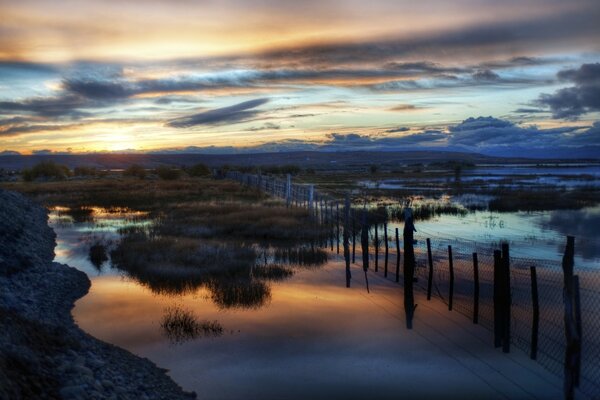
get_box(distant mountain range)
[0,150,598,171]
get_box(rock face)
[0,190,55,274]
[0,189,196,400]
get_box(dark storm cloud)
[535,63,600,119]
[167,98,269,128]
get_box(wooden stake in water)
[343,193,352,288]
[361,207,370,293]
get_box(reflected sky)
[49,205,573,398]
[73,263,552,399]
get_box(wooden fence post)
[374,224,379,272]
[384,222,389,278]
[403,209,416,329]
[493,249,502,348]
[343,194,352,288]
[448,245,454,311]
[562,236,580,400]
[530,266,539,360]
[501,243,511,353]
[473,252,479,324]
[286,174,291,208]
[361,208,370,293]
[330,202,334,251]
[308,185,314,215]
[395,228,400,283]
[426,238,433,300]
[336,202,340,254]
[352,212,356,263]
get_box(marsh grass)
[160,306,223,344]
[206,278,271,309]
[272,246,328,267]
[252,264,294,280]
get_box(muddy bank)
[0,189,196,400]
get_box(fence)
[225,171,599,400]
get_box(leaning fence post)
[426,238,433,300]
[448,245,454,311]
[473,252,479,324]
[395,228,400,283]
[384,222,389,278]
[343,193,352,288]
[501,243,511,354]
[530,266,539,360]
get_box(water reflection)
[540,207,600,259]
[160,306,223,344]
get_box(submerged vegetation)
[160,307,223,344]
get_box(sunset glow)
[1,0,599,157]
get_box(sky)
[0,0,599,157]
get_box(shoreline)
[0,189,196,399]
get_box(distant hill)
[0,151,597,171]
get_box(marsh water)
[49,170,600,399]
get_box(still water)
[49,205,595,399]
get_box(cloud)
[0,150,21,156]
[0,95,93,118]
[535,63,600,119]
[472,69,500,81]
[388,104,422,112]
[248,122,281,131]
[167,98,269,128]
[383,127,410,133]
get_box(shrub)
[187,163,211,177]
[21,161,70,182]
[155,165,183,180]
[123,164,147,179]
[73,166,99,176]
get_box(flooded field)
[49,206,565,399]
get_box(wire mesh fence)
[226,170,600,400]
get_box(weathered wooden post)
[352,212,356,263]
[424,239,432,300]
[493,249,502,348]
[448,245,454,311]
[361,208,370,293]
[374,223,379,272]
[286,174,292,208]
[530,266,539,360]
[395,228,400,283]
[403,205,416,329]
[501,243,511,353]
[343,193,352,288]
[330,202,334,251]
[562,236,581,400]
[473,252,480,324]
[336,202,340,254]
[308,185,314,215]
[384,222,389,278]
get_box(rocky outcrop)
[0,189,196,399]
[0,190,55,274]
